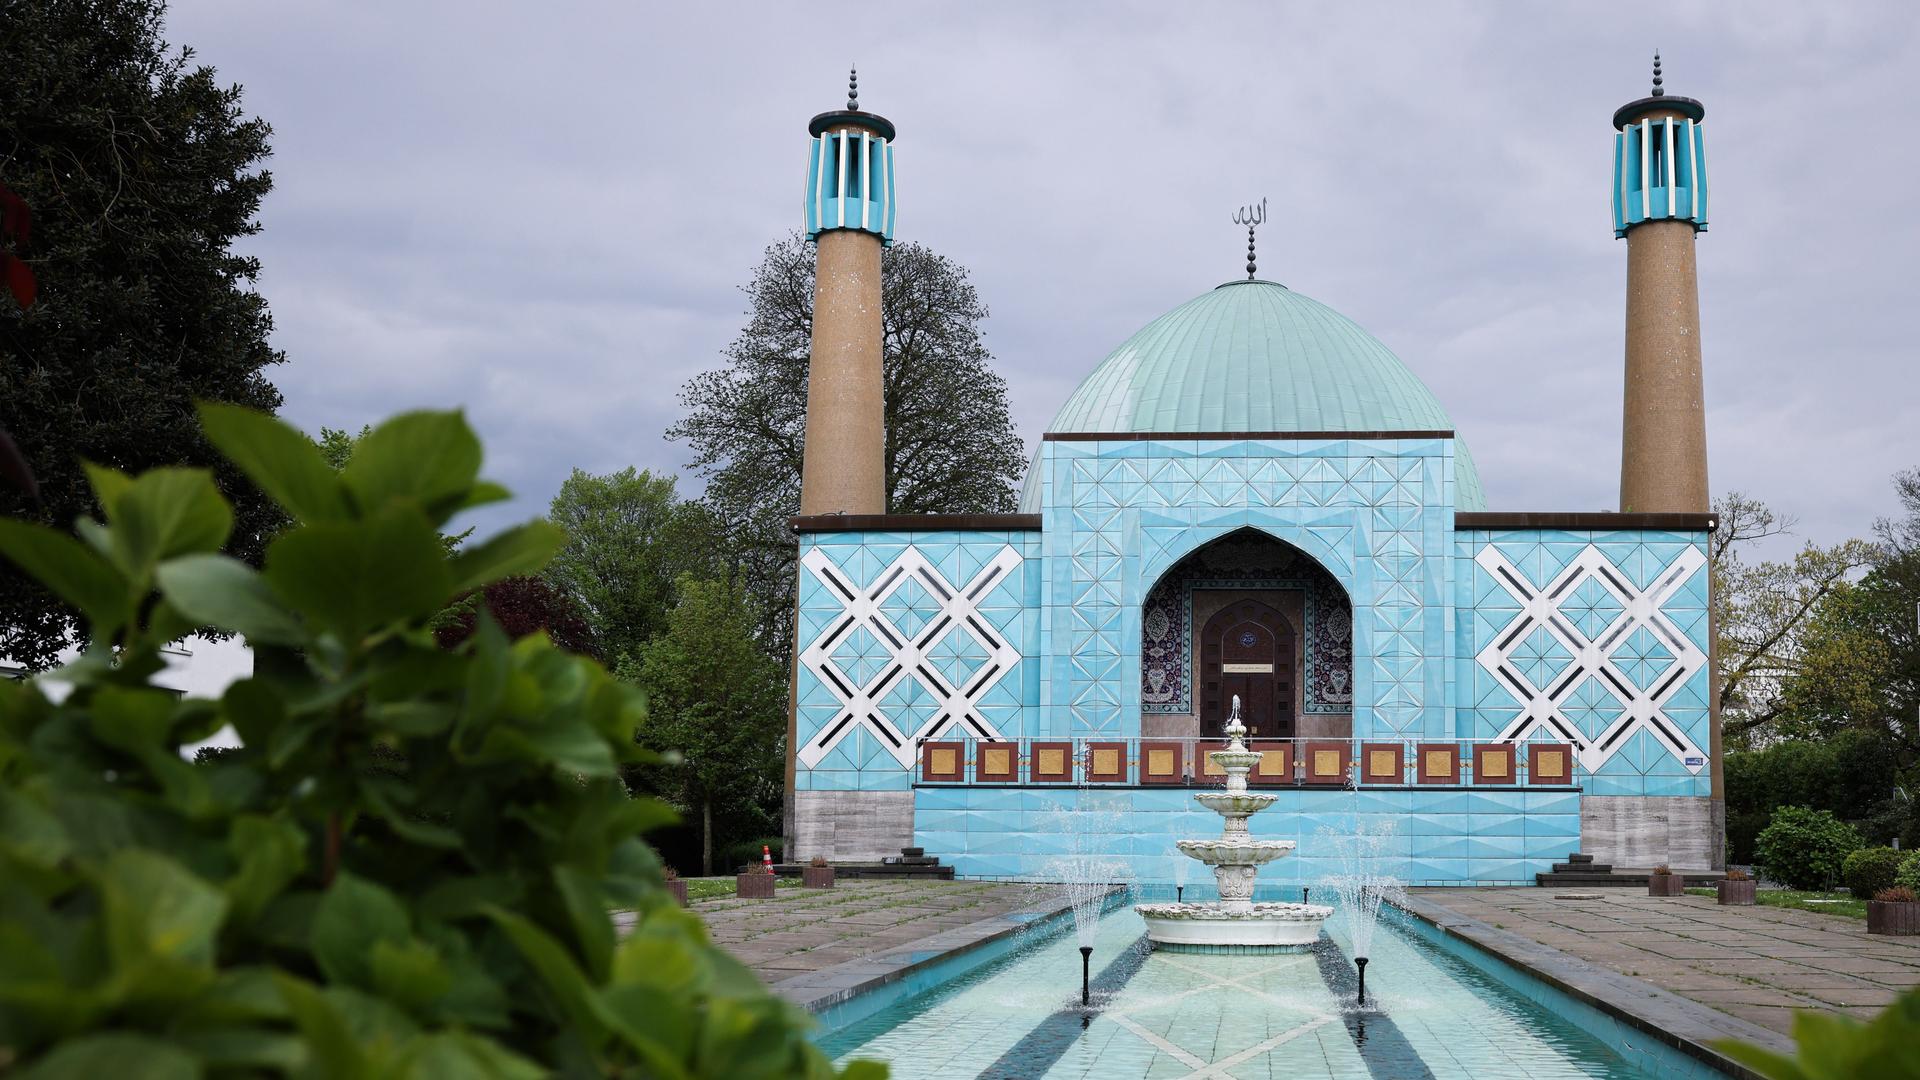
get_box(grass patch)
[683,876,800,902]
[1683,887,1866,919]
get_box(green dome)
[1042,279,1485,509]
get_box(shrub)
[810,856,830,868]
[1897,852,1920,891]
[1875,886,1917,904]
[1651,864,1673,876]
[1754,806,1864,890]
[1725,868,1751,881]
[0,406,872,1078]
[722,835,785,872]
[1843,847,1906,899]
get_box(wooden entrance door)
[1199,599,1295,739]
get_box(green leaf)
[366,701,456,738]
[0,787,73,868]
[96,849,229,968]
[83,461,133,514]
[224,815,308,923]
[264,509,453,641]
[310,873,412,989]
[100,466,234,576]
[197,402,352,522]
[157,554,309,646]
[554,866,615,983]
[16,1033,200,1080]
[272,975,370,1078]
[449,520,566,593]
[0,519,128,629]
[609,919,708,1000]
[340,410,483,519]
[393,1032,545,1080]
[370,937,452,1012]
[88,685,178,756]
[457,480,514,511]
[173,1027,305,1073]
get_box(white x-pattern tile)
[798,545,1022,768]
[1474,543,1708,774]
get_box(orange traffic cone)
[762,845,773,873]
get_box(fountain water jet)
[1135,697,1333,951]
[1320,816,1406,1009]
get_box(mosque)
[783,63,1719,884]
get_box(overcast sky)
[165,1,1917,553]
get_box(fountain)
[1319,816,1407,1008]
[1135,697,1333,951]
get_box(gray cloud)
[167,0,1918,552]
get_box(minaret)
[788,71,898,860]
[799,67,895,516]
[1614,53,1710,513]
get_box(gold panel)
[1537,749,1565,779]
[1147,748,1175,776]
[930,748,957,774]
[1202,753,1226,776]
[1424,750,1453,777]
[1092,748,1121,776]
[984,747,1013,775]
[1038,748,1065,776]
[1259,749,1287,774]
[1482,749,1510,778]
[1368,750,1396,778]
[1313,749,1340,776]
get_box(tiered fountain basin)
[1134,899,1333,952]
[1133,699,1332,953]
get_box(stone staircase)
[771,846,955,881]
[1534,852,1725,888]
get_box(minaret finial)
[1232,198,1267,281]
[1651,51,1664,97]
[848,65,859,111]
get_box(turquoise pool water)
[821,902,1710,1079]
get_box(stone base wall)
[793,790,914,862]
[1580,795,1716,869]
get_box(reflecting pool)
[822,902,1690,1079]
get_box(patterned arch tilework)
[1453,528,1713,797]
[1139,541,1353,714]
[1035,437,1457,742]
[794,530,1043,793]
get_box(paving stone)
[1414,886,1909,1040]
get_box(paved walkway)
[679,878,1053,986]
[1414,887,1920,1038]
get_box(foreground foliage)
[1717,984,1920,1080]
[0,405,874,1077]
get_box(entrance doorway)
[1199,599,1296,739]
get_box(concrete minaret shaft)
[1613,56,1710,513]
[799,70,897,516]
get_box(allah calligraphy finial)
[1233,198,1267,281]
[1651,51,1664,97]
[848,65,860,110]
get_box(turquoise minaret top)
[1611,53,1708,237]
[803,68,897,246]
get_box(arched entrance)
[1140,527,1353,741]
[1199,599,1295,738]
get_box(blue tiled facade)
[792,441,1712,882]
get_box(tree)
[1711,492,1877,747]
[1782,469,1920,768]
[435,574,598,658]
[669,234,1028,660]
[1,0,284,670]
[545,467,726,668]
[625,576,787,876]
[0,405,867,1076]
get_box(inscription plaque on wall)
[1220,663,1275,674]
